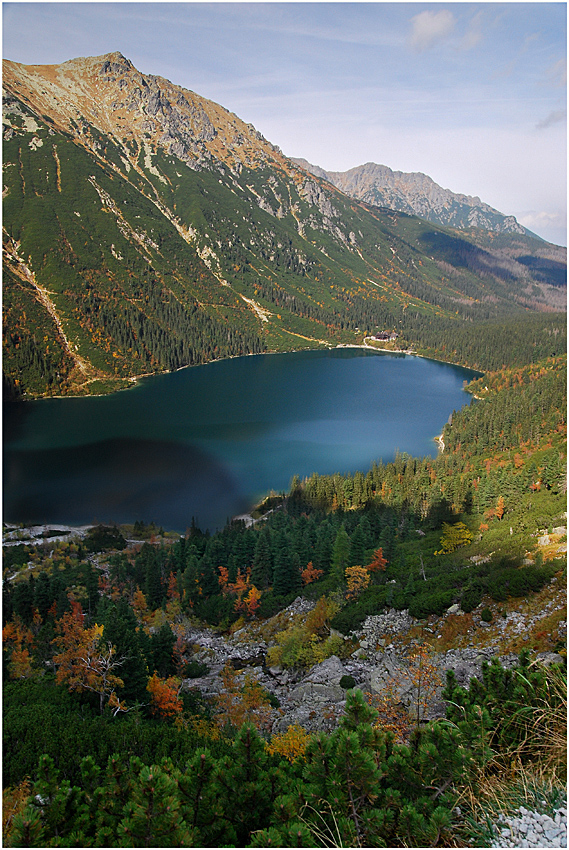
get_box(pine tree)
[251,530,273,589]
[215,723,286,846]
[117,762,195,847]
[176,749,232,847]
[331,524,350,582]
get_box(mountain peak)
[294,158,529,237]
[2,53,289,176]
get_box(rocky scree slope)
[180,564,566,735]
[3,53,565,398]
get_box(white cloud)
[409,9,456,53]
[517,210,566,229]
[517,210,567,245]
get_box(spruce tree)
[251,530,273,589]
[331,524,350,582]
[273,539,301,596]
[102,601,149,704]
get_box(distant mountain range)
[2,52,566,398]
[292,159,534,238]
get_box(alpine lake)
[3,348,480,533]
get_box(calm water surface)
[3,349,478,531]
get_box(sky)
[2,2,567,245]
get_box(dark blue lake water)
[3,348,478,531]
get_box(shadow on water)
[3,437,246,532]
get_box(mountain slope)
[2,53,566,398]
[293,158,533,237]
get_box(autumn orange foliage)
[132,587,151,624]
[366,643,442,742]
[166,571,180,600]
[241,585,262,617]
[300,561,324,585]
[218,566,262,617]
[2,617,36,679]
[52,599,126,713]
[146,673,183,719]
[366,547,388,572]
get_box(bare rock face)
[272,655,350,733]
[289,655,346,705]
[179,587,565,734]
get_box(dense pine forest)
[3,343,566,846]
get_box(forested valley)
[3,346,566,847]
[2,51,567,848]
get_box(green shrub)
[480,607,493,622]
[340,674,356,690]
[408,590,453,619]
[330,585,388,635]
[461,587,483,613]
[488,565,554,601]
[183,659,210,679]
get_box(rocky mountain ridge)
[3,53,283,174]
[293,158,533,237]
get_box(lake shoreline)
[15,341,483,403]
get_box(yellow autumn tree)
[266,596,342,669]
[434,521,473,555]
[495,495,505,520]
[132,587,151,626]
[266,725,311,763]
[242,585,262,618]
[215,664,273,732]
[345,565,370,600]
